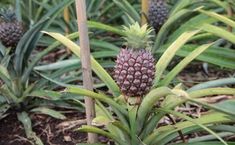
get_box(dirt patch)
[178,63,234,88]
[0,113,30,145]
[0,111,88,145]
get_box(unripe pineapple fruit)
[114,23,155,99]
[0,8,24,48]
[148,0,168,32]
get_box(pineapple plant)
[0,8,24,48]
[114,23,155,102]
[148,0,168,32]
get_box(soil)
[178,62,235,88]
[0,111,88,145]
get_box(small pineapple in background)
[114,22,155,103]
[0,8,24,48]
[148,0,168,32]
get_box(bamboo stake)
[64,6,70,35]
[63,6,71,53]
[227,3,233,32]
[141,0,149,25]
[75,0,98,143]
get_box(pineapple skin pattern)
[0,8,24,48]
[114,23,155,98]
[148,0,168,32]
[0,21,24,47]
[114,49,155,97]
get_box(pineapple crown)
[123,22,153,50]
[0,7,17,22]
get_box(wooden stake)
[75,0,98,143]
[141,0,149,25]
[227,3,233,32]
[64,6,70,35]
[63,6,71,53]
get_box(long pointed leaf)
[67,86,127,116]
[188,78,235,92]
[88,21,124,36]
[137,87,172,131]
[42,32,120,97]
[159,42,214,86]
[31,107,66,120]
[153,9,193,51]
[17,112,43,145]
[78,125,127,145]
[144,112,231,145]
[200,24,235,44]
[154,30,199,86]
[154,109,228,145]
[198,9,235,28]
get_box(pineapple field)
[0,0,235,145]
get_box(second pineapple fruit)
[148,0,168,32]
[0,8,24,48]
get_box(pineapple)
[148,0,168,32]
[0,8,24,48]
[114,23,155,102]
